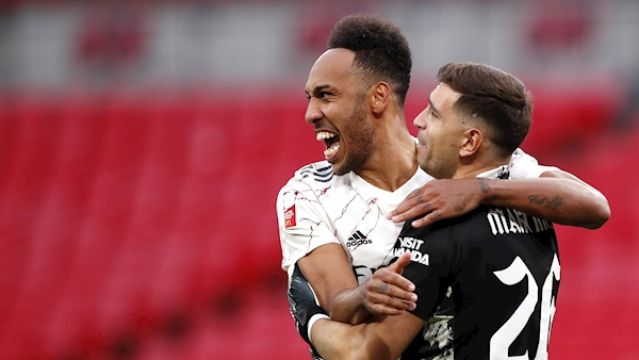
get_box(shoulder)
[276,161,338,203]
[276,161,352,213]
[277,161,335,194]
[509,148,560,179]
[403,206,490,241]
[294,161,335,184]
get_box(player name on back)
[487,207,552,235]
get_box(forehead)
[430,83,461,111]
[305,48,358,91]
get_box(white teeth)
[324,143,340,159]
[316,131,336,141]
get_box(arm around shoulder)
[481,170,610,229]
[540,169,610,228]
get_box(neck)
[451,151,511,179]
[355,116,418,191]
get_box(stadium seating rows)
[0,87,636,359]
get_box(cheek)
[425,128,440,151]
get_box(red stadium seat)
[522,80,624,156]
[0,88,635,360]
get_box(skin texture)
[390,173,610,229]
[304,48,419,190]
[305,49,374,176]
[311,252,424,360]
[389,83,610,229]
[310,83,494,360]
[296,56,610,326]
[299,47,420,322]
[308,80,609,359]
[415,83,468,180]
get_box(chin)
[331,156,354,176]
[332,164,349,176]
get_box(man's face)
[413,83,467,179]
[304,49,374,175]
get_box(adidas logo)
[346,230,372,247]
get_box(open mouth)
[316,131,341,161]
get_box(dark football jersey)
[395,205,560,360]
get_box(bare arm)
[311,313,423,360]
[297,244,368,323]
[390,170,610,229]
[309,252,422,360]
[483,169,610,229]
[297,244,417,324]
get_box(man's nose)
[413,110,427,130]
[305,99,322,125]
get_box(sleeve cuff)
[307,313,330,344]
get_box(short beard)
[333,95,374,176]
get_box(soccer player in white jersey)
[277,15,609,358]
[294,61,576,360]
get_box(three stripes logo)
[346,230,372,248]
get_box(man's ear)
[459,128,483,157]
[370,82,391,116]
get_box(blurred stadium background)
[0,0,638,359]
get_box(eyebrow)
[428,97,441,116]
[306,84,331,97]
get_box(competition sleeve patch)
[281,190,299,228]
[284,204,296,228]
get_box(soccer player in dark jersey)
[291,62,570,359]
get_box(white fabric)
[276,148,553,284]
[509,149,559,179]
[307,314,330,344]
[277,160,431,283]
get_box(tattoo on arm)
[478,178,491,194]
[528,195,563,209]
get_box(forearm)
[311,310,421,360]
[312,319,367,360]
[329,288,370,324]
[481,177,610,229]
[311,319,393,360]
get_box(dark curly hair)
[437,62,532,156]
[328,14,412,106]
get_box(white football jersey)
[276,148,556,285]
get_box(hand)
[359,251,417,316]
[288,264,328,345]
[390,178,489,228]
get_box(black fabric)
[287,263,327,357]
[397,205,560,359]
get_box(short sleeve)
[509,148,559,179]
[396,226,456,320]
[276,180,340,277]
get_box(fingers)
[371,267,416,295]
[389,191,431,222]
[361,261,418,316]
[379,261,415,293]
[363,278,418,315]
[388,251,412,275]
[390,202,434,223]
[410,210,444,228]
[365,294,416,315]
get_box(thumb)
[388,251,412,275]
